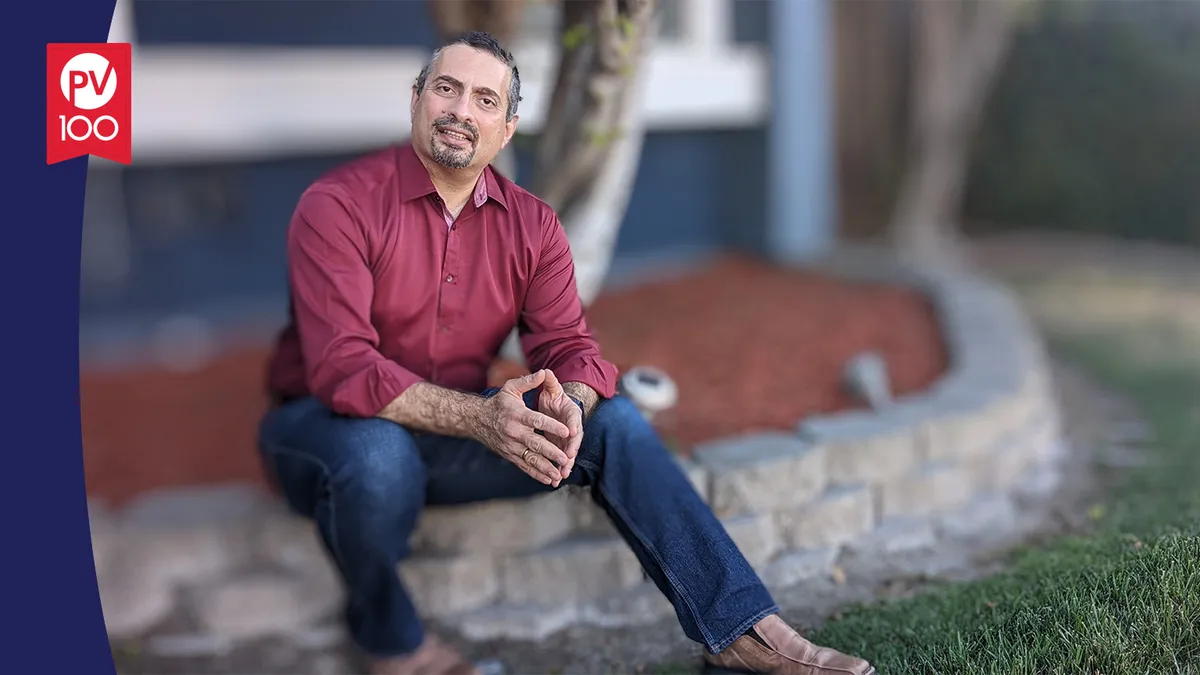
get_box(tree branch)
[533,0,599,190]
[531,0,656,213]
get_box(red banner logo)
[47,42,132,165]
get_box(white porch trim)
[104,0,768,166]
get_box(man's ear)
[410,85,420,117]
[501,115,519,149]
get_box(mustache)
[434,117,477,142]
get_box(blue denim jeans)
[257,388,778,658]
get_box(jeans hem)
[708,604,780,654]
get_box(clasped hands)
[474,369,583,487]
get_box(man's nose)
[446,94,473,126]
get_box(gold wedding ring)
[522,448,534,465]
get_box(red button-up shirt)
[265,143,620,418]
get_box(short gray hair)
[414,31,523,122]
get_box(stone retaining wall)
[91,259,1067,652]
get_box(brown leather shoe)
[703,614,874,675]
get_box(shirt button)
[445,274,454,283]
[441,326,451,333]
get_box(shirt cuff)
[325,359,425,418]
[551,355,620,399]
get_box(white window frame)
[106,0,767,165]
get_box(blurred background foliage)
[962,0,1200,246]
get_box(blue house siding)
[130,0,768,48]
[80,129,768,346]
[131,0,442,48]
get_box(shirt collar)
[395,142,509,211]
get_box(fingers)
[511,436,566,486]
[561,408,584,476]
[541,368,564,397]
[521,432,571,472]
[517,449,561,486]
[539,404,582,478]
[504,369,547,395]
[494,369,579,484]
[519,408,571,439]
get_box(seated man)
[257,30,874,675]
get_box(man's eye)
[481,98,495,108]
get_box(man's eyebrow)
[433,74,500,101]
[473,85,501,101]
[433,74,464,90]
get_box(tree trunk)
[497,0,658,364]
[889,0,1021,265]
[427,0,528,180]
[532,0,656,305]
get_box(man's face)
[411,44,517,172]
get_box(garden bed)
[491,253,952,454]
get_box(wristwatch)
[567,394,586,418]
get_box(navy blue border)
[5,1,117,672]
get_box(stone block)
[98,565,175,641]
[499,535,643,606]
[938,278,1016,330]
[975,423,1050,493]
[774,484,875,550]
[878,461,977,519]
[255,512,339,576]
[799,412,918,487]
[565,487,616,537]
[145,633,235,659]
[398,554,500,618]
[193,571,341,641]
[956,343,1025,395]
[579,582,675,628]
[936,494,1019,542]
[1026,412,1067,463]
[761,548,838,589]
[284,623,349,650]
[455,602,580,642]
[1013,461,1065,505]
[693,432,827,518]
[917,395,1012,464]
[115,521,252,591]
[721,513,782,569]
[89,507,121,583]
[844,517,937,556]
[675,454,711,502]
[411,492,574,556]
[120,484,282,528]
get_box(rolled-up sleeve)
[287,187,425,417]
[519,209,620,398]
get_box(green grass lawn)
[797,326,1200,675]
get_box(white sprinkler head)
[621,365,678,421]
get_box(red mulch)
[81,346,274,507]
[490,253,950,456]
